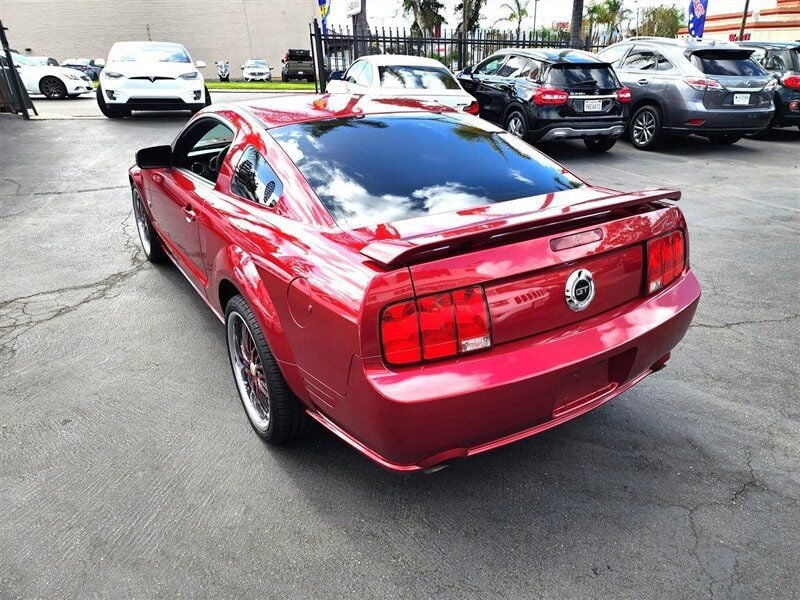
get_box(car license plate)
[584,99,603,112]
[733,93,750,106]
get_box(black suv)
[457,48,630,152]
[739,41,800,130]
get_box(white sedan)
[326,55,479,114]
[242,60,273,82]
[3,53,93,99]
[97,41,209,118]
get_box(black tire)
[97,86,130,118]
[131,184,167,263]
[504,108,529,140]
[39,76,67,99]
[225,295,314,444]
[204,86,211,107]
[584,137,617,152]
[708,133,742,145]
[629,104,662,150]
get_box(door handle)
[183,204,196,223]
[637,78,650,85]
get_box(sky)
[325,0,779,31]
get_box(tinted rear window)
[690,51,766,76]
[379,65,459,90]
[270,115,584,229]
[546,65,618,89]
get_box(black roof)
[492,47,606,64]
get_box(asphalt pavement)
[1,97,799,599]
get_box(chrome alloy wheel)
[131,187,152,257]
[506,114,525,138]
[632,110,657,146]
[41,77,65,98]
[227,312,271,432]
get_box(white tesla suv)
[97,41,209,118]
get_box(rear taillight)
[463,100,480,115]
[683,76,723,91]
[533,87,570,106]
[380,286,491,366]
[646,231,686,295]
[781,75,800,90]
[616,87,632,103]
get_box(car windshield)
[270,114,584,229]
[690,51,766,76]
[11,53,36,66]
[378,65,460,90]
[546,65,618,89]
[246,60,268,67]
[109,42,191,63]
[66,59,91,66]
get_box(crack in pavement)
[0,180,128,198]
[0,211,145,361]
[690,314,800,331]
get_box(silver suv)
[599,37,776,149]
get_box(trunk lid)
[544,63,625,118]
[689,49,773,109]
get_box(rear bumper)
[530,116,628,141]
[539,124,626,141]
[664,105,774,134]
[315,271,701,471]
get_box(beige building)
[0,0,320,78]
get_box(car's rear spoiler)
[360,188,680,268]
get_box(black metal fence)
[310,20,588,93]
[0,20,35,118]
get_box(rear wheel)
[40,76,67,99]
[708,133,742,145]
[584,137,617,152]
[629,105,662,150]
[131,184,166,263]
[225,295,313,443]
[504,108,528,139]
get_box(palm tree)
[584,1,606,47]
[569,0,585,48]
[493,0,530,38]
[455,0,487,33]
[601,0,631,39]
[402,0,445,37]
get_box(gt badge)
[565,269,595,312]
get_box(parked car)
[599,37,776,149]
[0,53,93,98]
[96,41,209,118]
[281,49,314,81]
[457,48,630,152]
[28,56,59,66]
[129,95,701,471]
[738,41,800,130]
[242,59,273,82]
[61,58,105,80]
[327,55,479,114]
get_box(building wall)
[0,0,319,78]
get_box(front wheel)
[708,134,742,145]
[225,295,314,443]
[97,86,130,118]
[584,137,617,152]
[504,108,529,139]
[629,105,662,150]
[40,76,67,99]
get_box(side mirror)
[94,58,105,67]
[461,66,473,76]
[195,60,207,69]
[281,58,286,64]
[136,145,172,169]
[269,66,274,70]
[240,65,245,69]
[328,70,344,81]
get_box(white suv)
[97,41,209,118]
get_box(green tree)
[455,0,488,32]
[638,5,683,37]
[493,0,530,37]
[600,0,631,37]
[584,1,607,46]
[402,0,445,36]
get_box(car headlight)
[103,71,124,79]
[179,71,200,80]
[64,73,81,80]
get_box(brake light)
[380,286,491,366]
[646,231,686,295]
[781,75,800,90]
[616,87,632,103]
[533,87,569,106]
[463,100,480,115]
[683,76,723,91]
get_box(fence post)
[311,19,326,93]
[0,20,31,119]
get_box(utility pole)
[738,0,750,41]
[462,0,468,34]
[532,0,539,34]
[634,0,639,36]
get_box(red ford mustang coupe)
[129,94,701,472]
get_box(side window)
[231,146,283,207]
[474,55,506,76]
[172,118,234,183]
[598,44,630,66]
[749,48,767,66]
[621,46,657,71]
[528,60,544,81]
[656,53,676,72]
[498,55,532,78]
[763,51,786,71]
[355,62,373,86]
[345,60,365,84]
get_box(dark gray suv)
[599,37,776,149]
